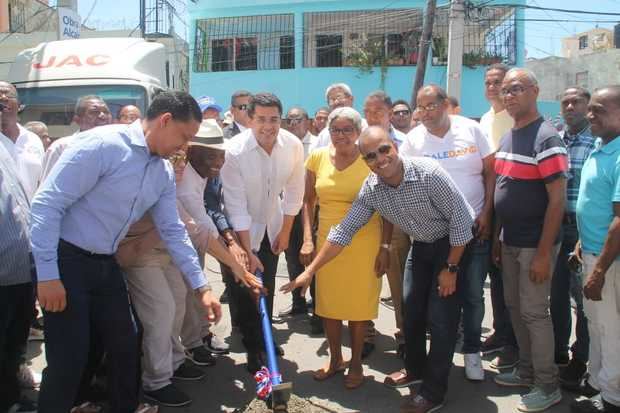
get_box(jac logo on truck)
[32,55,111,69]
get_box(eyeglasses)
[286,117,305,125]
[414,102,441,113]
[329,126,355,136]
[393,110,411,117]
[233,104,248,111]
[328,94,349,104]
[361,143,392,164]
[500,85,534,97]
[168,152,187,165]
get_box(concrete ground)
[28,255,581,413]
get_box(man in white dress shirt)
[39,95,111,181]
[0,81,44,200]
[221,93,305,333]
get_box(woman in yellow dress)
[299,107,388,389]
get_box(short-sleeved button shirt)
[576,136,620,255]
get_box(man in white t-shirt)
[400,84,495,382]
[0,81,44,200]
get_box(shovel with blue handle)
[253,269,292,412]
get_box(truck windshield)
[17,85,147,137]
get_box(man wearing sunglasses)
[282,126,475,413]
[493,68,568,413]
[223,90,252,140]
[400,84,495,383]
[391,100,414,135]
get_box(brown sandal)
[313,360,349,381]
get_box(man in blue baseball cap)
[197,96,223,124]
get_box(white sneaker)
[464,353,485,381]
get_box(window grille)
[578,35,588,50]
[432,5,517,66]
[303,9,424,68]
[8,0,26,33]
[194,14,295,72]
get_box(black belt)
[563,213,577,225]
[59,239,114,260]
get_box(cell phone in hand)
[567,252,583,274]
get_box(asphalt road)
[28,255,581,413]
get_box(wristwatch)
[445,263,459,273]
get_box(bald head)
[117,105,142,124]
[588,85,620,141]
[417,84,448,101]
[359,126,391,153]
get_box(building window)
[303,9,423,68]
[576,71,589,89]
[279,35,294,69]
[8,0,26,33]
[194,14,294,72]
[578,35,588,49]
[432,5,517,66]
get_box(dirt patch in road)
[240,394,336,413]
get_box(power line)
[497,3,620,16]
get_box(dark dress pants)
[284,212,307,308]
[38,241,138,413]
[403,237,469,404]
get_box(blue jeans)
[461,239,491,354]
[403,237,468,403]
[550,222,589,362]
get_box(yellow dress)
[306,148,382,321]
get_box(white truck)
[8,37,167,137]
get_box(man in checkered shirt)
[282,126,475,413]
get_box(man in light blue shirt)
[573,85,620,413]
[30,91,221,413]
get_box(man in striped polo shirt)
[493,68,569,413]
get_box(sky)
[61,0,620,59]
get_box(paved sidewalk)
[29,256,581,412]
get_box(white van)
[8,37,167,137]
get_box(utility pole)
[446,0,465,102]
[411,0,437,108]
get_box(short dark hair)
[448,96,459,108]
[486,63,510,75]
[364,90,392,108]
[247,92,282,117]
[315,107,330,115]
[563,86,591,101]
[287,106,309,119]
[231,90,252,106]
[392,99,411,111]
[146,90,202,122]
[74,95,106,117]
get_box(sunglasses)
[286,117,305,125]
[393,109,411,117]
[233,104,248,111]
[361,143,392,164]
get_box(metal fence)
[194,14,295,72]
[432,4,517,66]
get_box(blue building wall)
[189,0,526,118]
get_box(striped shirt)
[0,143,31,286]
[494,117,568,248]
[562,126,596,214]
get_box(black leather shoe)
[144,383,191,407]
[278,303,307,317]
